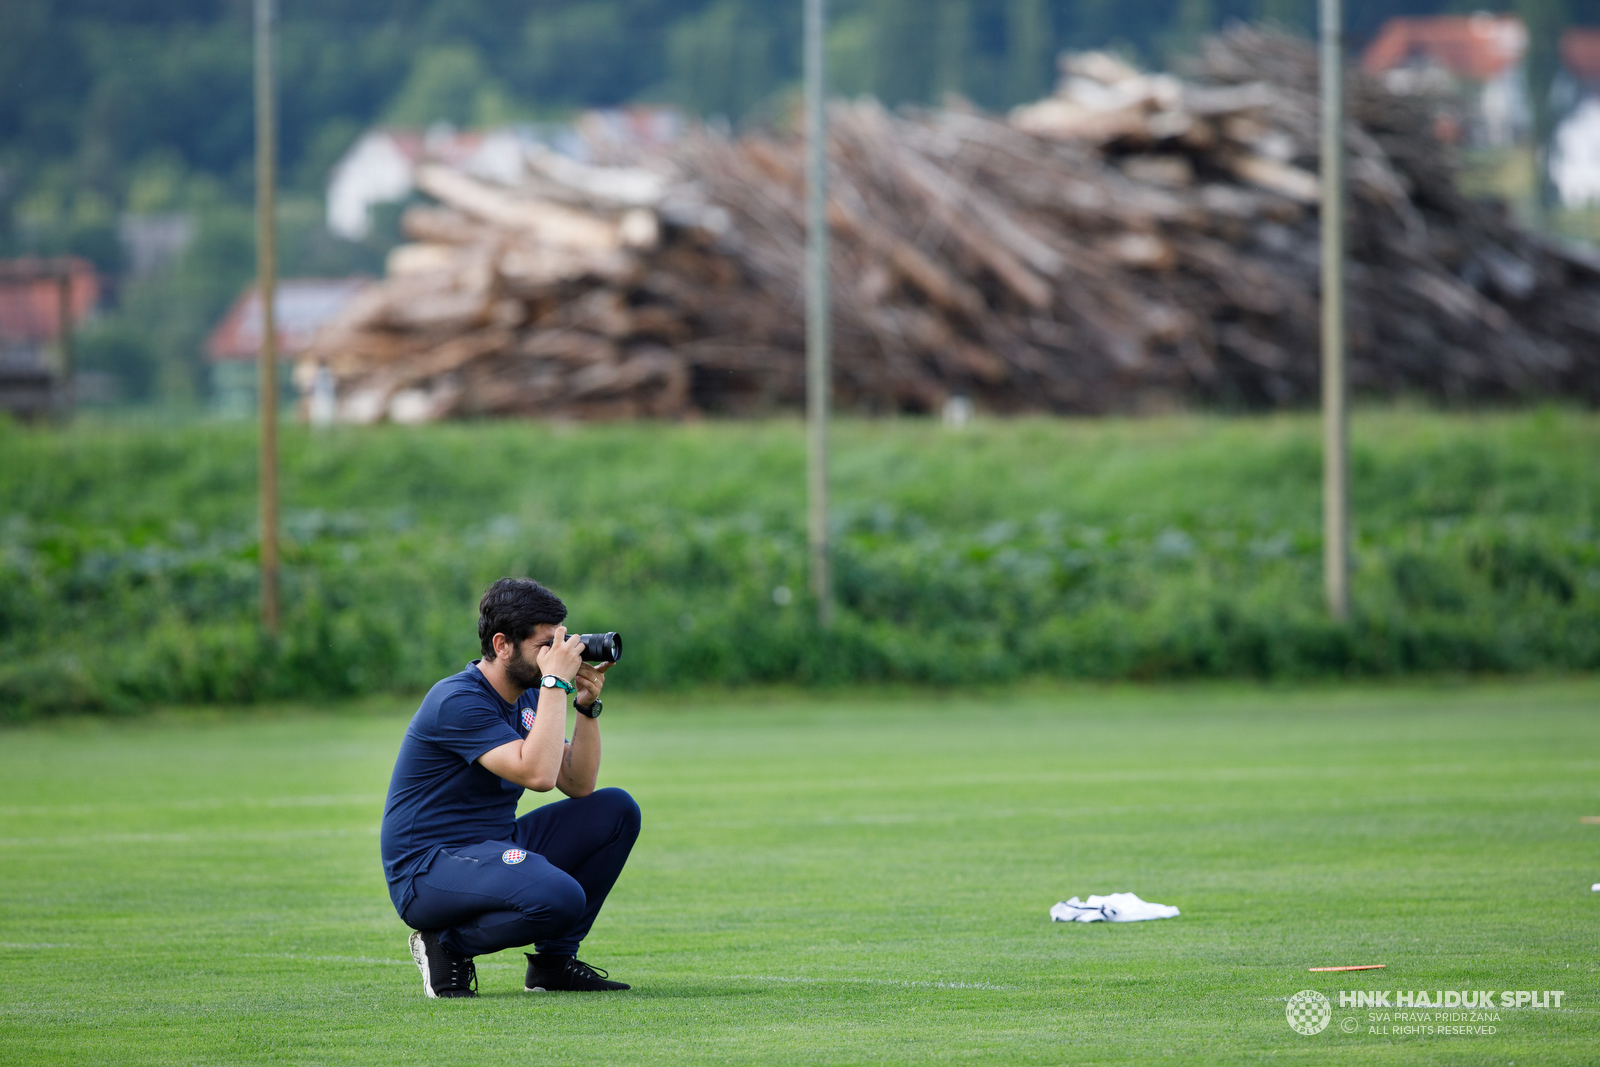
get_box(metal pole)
[55,266,74,419]
[804,0,833,628]
[1320,0,1348,622]
[255,0,280,636]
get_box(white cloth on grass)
[1050,893,1180,923]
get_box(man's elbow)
[524,773,559,792]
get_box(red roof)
[1363,15,1527,81]
[0,258,99,344]
[206,277,372,362]
[1563,27,1600,83]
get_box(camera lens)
[578,632,622,663]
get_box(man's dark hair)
[478,577,567,659]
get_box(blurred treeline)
[1,0,1588,405]
[2,411,1596,719]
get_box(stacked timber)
[299,26,1600,421]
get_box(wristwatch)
[540,675,575,695]
[575,698,603,719]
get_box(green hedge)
[2,410,1597,720]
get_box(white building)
[326,126,536,240]
[1551,28,1600,208]
[1552,98,1600,207]
[325,111,683,241]
[326,131,418,240]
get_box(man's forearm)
[558,713,601,796]
[518,687,569,788]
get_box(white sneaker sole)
[409,930,438,999]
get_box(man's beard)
[505,643,544,693]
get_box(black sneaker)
[409,929,478,998]
[524,953,630,992]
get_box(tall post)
[55,266,74,419]
[804,0,833,628]
[255,0,281,636]
[1320,0,1348,622]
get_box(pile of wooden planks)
[299,26,1600,422]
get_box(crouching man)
[381,577,640,998]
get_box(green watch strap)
[541,674,575,695]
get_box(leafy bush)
[2,410,1597,720]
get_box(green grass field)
[5,409,1600,718]
[2,680,1596,1065]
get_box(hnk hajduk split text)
[1339,990,1566,1009]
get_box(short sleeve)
[425,690,523,766]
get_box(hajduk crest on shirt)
[521,707,535,732]
[502,848,527,865]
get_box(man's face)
[501,623,560,692]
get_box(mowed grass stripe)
[0,680,1596,1065]
[0,794,384,818]
[7,786,1587,846]
[245,956,1012,990]
[0,827,380,848]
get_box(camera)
[577,632,622,663]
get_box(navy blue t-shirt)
[380,663,543,916]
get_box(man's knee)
[590,786,641,837]
[542,874,587,929]
[502,867,586,930]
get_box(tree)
[1006,0,1053,105]
[667,0,789,120]
[1518,0,1571,213]
[385,43,515,127]
[874,0,938,106]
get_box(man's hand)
[575,662,611,708]
[535,625,584,683]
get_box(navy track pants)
[401,787,640,958]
